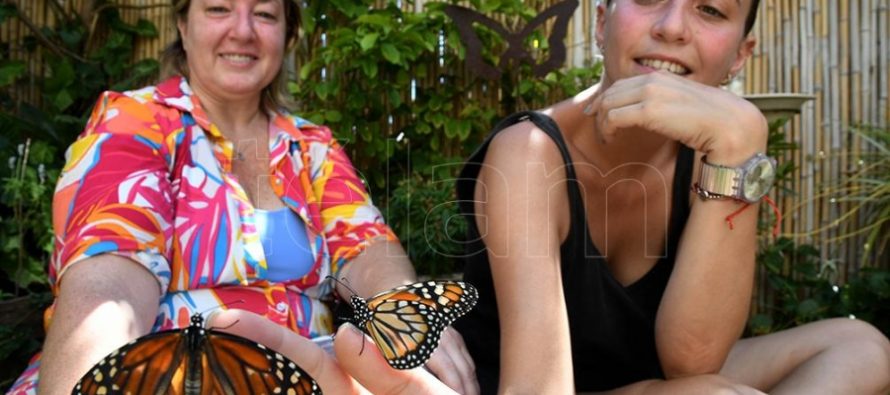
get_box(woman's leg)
[589,374,765,395]
[720,318,890,394]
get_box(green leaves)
[290,0,602,275]
[380,43,401,64]
[359,32,380,51]
[0,61,25,87]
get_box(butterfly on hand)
[72,313,321,395]
[443,0,579,80]
[338,279,479,370]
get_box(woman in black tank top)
[454,1,890,394]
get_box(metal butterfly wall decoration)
[444,0,579,80]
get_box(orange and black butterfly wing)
[367,281,479,326]
[203,330,322,395]
[74,314,321,395]
[363,299,445,369]
[72,329,187,395]
[363,281,479,369]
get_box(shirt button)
[276,302,288,312]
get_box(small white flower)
[38,164,46,183]
[8,157,16,170]
[17,143,24,156]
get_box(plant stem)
[14,139,31,297]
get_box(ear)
[729,33,756,76]
[595,2,607,50]
[177,16,189,51]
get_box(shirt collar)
[153,75,321,143]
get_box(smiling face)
[178,0,287,104]
[596,0,756,87]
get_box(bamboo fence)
[3,0,889,282]
[742,0,890,278]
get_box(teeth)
[221,54,255,62]
[639,58,688,75]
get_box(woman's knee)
[824,318,890,354]
[823,318,890,388]
[646,374,765,395]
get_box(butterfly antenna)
[200,299,246,330]
[326,275,359,296]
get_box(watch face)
[742,157,777,201]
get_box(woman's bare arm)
[38,255,160,394]
[477,123,575,394]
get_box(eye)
[206,6,229,15]
[254,11,278,21]
[698,5,726,18]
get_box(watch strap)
[697,157,741,199]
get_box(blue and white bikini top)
[254,207,315,282]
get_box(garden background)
[1,0,889,389]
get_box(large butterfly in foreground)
[72,313,321,395]
[336,279,479,370]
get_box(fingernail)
[338,322,363,335]
[205,310,220,325]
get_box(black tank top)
[454,111,694,393]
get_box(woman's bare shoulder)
[485,120,565,170]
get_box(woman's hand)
[424,327,479,395]
[209,309,459,394]
[589,70,768,164]
[335,240,480,394]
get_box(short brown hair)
[160,0,301,111]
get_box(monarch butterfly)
[335,279,479,370]
[72,313,321,395]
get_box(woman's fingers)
[208,310,473,394]
[425,327,480,395]
[588,71,733,149]
[208,309,365,394]
[334,323,459,395]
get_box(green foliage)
[1,139,57,296]
[0,291,51,390]
[842,267,890,335]
[387,171,467,277]
[0,1,160,152]
[750,237,844,335]
[752,120,890,337]
[292,0,600,274]
[0,1,161,387]
[826,125,890,265]
[750,237,890,337]
[0,2,161,293]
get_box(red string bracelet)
[723,195,782,238]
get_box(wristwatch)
[695,153,777,203]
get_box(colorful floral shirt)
[7,76,396,394]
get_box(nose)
[651,1,690,43]
[231,8,257,41]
